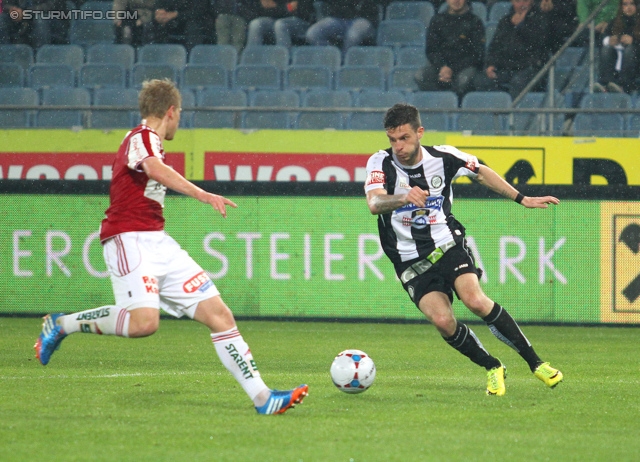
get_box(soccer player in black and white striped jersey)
[365,103,563,396]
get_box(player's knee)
[462,295,491,316]
[128,310,160,337]
[431,313,456,333]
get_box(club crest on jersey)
[183,271,213,293]
[430,175,443,188]
[366,170,385,186]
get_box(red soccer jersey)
[100,123,167,242]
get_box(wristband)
[514,193,524,204]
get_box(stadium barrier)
[1,180,640,325]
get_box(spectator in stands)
[540,0,579,53]
[474,0,549,98]
[113,0,155,46]
[246,0,315,47]
[0,0,69,46]
[214,0,260,53]
[414,0,485,100]
[577,0,618,43]
[305,0,383,53]
[593,0,640,93]
[147,0,208,50]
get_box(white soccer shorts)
[103,231,220,318]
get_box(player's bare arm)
[142,157,238,217]
[475,165,559,209]
[366,186,428,215]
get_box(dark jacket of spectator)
[486,5,548,72]
[426,7,485,73]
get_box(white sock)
[59,306,130,337]
[211,326,269,402]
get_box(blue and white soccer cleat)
[255,384,309,415]
[34,313,67,366]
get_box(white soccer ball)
[330,349,376,394]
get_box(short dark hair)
[383,103,422,131]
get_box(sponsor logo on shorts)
[142,275,159,294]
[183,271,212,293]
[366,170,385,186]
[454,263,469,272]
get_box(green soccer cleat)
[534,362,563,388]
[486,362,507,396]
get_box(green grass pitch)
[1,317,639,461]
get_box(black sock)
[443,322,501,370]
[483,303,542,372]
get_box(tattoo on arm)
[370,193,407,215]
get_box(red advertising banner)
[204,152,370,182]
[0,152,185,180]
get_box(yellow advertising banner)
[2,129,640,184]
[600,201,640,323]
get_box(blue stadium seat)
[377,20,427,49]
[573,113,625,137]
[36,87,90,128]
[556,47,587,67]
[296,89,352,130]
[35,44,85,71]
[580,92,632,110]
[0,63,24,87]
[336,65,386,92]
[233,64,281,91]
[138,44,188,68]
[395,47,427,67]
[188,44,237,72]
[471,2,488,22]
[285,65,333,92]
[510,92,547,135]
[488,1,512,22]
[80,0,112,12]
[69,18,114,46]
[181,64,229,91]
[194,88,247,128]
[0,87,38,127]
[243,90,299,129]
[240,45,290,71]
[28,64,75,88]
[180,88,195,128]
[345,46,395,73]
[485,22,498,50]
[290,46,341,71]
[130,63,180,88]
[79,63,127,90]
[349,90,410,130]
[389,66,421,92]
[456,91,512,134]
[91,88,139,129]
[0,44,34,70]
[86,44,135,71]
[412,91,458,131]
[385,1,435,27]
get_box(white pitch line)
[0,370,219,380]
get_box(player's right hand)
[204,193,238,218]
[405,186,429,208]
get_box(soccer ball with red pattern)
[330,349,376,394]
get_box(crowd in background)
[1,0,639,97]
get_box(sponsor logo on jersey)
[398,180,411,189]
[465,158,479,171]
[396,196,444,213]
[183,271,213,293]
[408,173,422,178]
[430,175,443,188]
[366,170,385,186]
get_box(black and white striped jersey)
[364,145,480,270]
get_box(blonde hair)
[138,79,181,119]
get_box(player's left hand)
[521,195,560,208]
